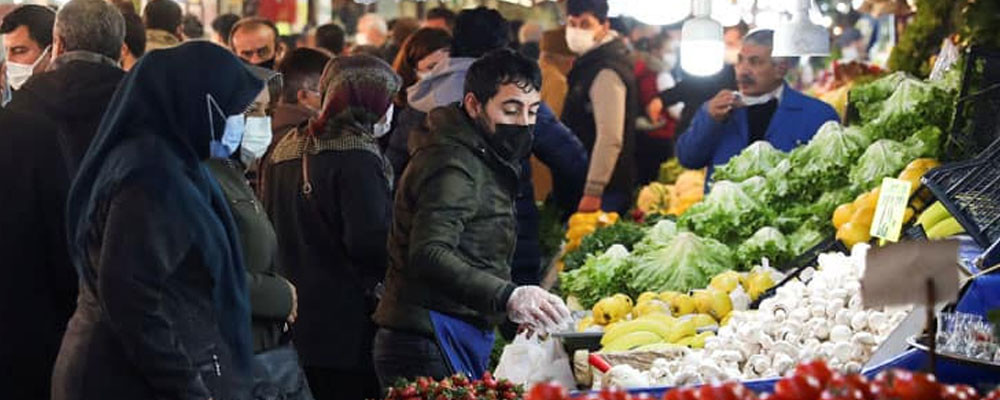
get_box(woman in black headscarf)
[52,42,262,400]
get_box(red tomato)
[774,375,824,400]
[698,382,741,400]
[599,387,632,400]
[796,360,834,387]
[892,371,940,400]
[527,381,568,400]
[829,373,872,400]
[941,385,981,400]
[820,384,867,400]
[663,387,698,400]
[758,394,774,400]
[983,388,1000,400]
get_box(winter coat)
[0,53,124,400]
[374,105,519,337]
[207,159,293,353]
[262,130,391,371]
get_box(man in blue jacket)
[676,29,839,185]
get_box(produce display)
[573,268,778,353]
[384,372,524,400]
[635,169,706,218]
[594,245,909,387]
[565,212,622,253]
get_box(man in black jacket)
[561,0,639,214]
[0,1,125,398]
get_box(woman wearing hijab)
[53,42,262,400]
[262,55,400,400]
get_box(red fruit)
[758,393,774,400]
[527,381,568,400]
[600,387,632,400]
[984,388,1000,400]
[663,387,698,400]
[775,375,824,400]
[796,360,834,387]
[892,371,940,400]
[504,391,520,400]
[699,382,741,400]
[820,384,867,400]
[942,385,981,400]
[829,374,872,400]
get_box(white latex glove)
[506,285,572,333]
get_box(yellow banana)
[916,201,951,230]
[927,217,965,239]
[601,331,663,352]
[601,318,673,346]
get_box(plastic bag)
[493,333,576,388]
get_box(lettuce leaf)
[861,78,953,143]
[781,122,871,207]
[713,141,787,183]
[627,232,734,294]
[678,181,777,246]
[735,227,791,270]
[560,245,632,309]
[849,72,913,123]
[849,139,918,189]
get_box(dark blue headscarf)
[66,42,263,372]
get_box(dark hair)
[121,11,146,58]
[566,0,609,23]
[0,5,56,49]
[111,0,136,14]
[181,13,203,39]
[143,0,182,34]
[426,7,456,29]
[211,13,240,44]
[648,32,670,54]
[391,27,451,106]
[315,23,345,55]
[229,17,279,47]
[276,47,330,104]
[390,17,420,46]
[464,48,541,106]
[726,21,750,37]
[452,7,508,59]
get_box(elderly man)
[355,12,388,48]
[1,5,55,91]
[0,2,126,397]
[676,29,839,185]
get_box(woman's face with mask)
[415,48,448,81]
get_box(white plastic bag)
[493,333,576,388]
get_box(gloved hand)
[506,285,572,333]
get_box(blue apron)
[428,311,496,378]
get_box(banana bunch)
[834,158,939,248]
[916,201,965,239]
[564,211,619,252]
[598,312,717,353]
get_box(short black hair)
[121,11,146,58]
[452,7,508,59]
[277,47,330,104]
[211,13,240,44]
[181,13,203,39]
[567,0,609,23]
[464,48,541,106]
[0,5,56,48]
[143,0,182,33]
[426,7,456,29]
[315,23,345,55]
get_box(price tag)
[870,178,912,242]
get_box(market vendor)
[372,49,571,387]
[675,29,839,185]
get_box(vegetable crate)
[922,135,1000,268]
[943,46,1000,162]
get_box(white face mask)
[6,46,49,90]
[662,53,678,69]
[415,70,431,81]
[565,27,598,55]
[240,115,273,160]
[373,104,394,138]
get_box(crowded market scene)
[1,0,1000,398]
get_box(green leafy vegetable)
[861,78,953,143]
[627,232,734,294]
[735,227,791,270]
[713,141,787,183]
[788,225,825,256]
[848,139,915,189]
[679,181,776,246]
[560,245,632,309]
[561,222,646,272]
[781,122,871,208]
[632,219,678,255]
[850,72,912,123]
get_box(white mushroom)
[810,304,827,319]
[826,298,846,318]
[807,318,831,340]
[730,286,751,312]
[867,311,888,332]
[789,307,812,323]
[800,267,816,282]
[832,342,854,361]
[773,353,795,374]
[852,331,877,346]
[835,309,853,326]
[848,294,863,310]
[850,312,869,331]
[747,354,771,375]
[772,341,798,358]
[830,324,852,342]
[844,361,863,373]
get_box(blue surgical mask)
[207,94,245,158]
[240,115,273,160]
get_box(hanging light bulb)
[681,0,724,76]
[772,0,831,57]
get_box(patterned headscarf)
[308,54,402,137]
